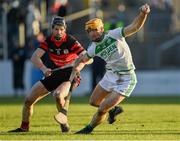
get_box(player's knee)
[24,97,33,107]
[55,97,64,107]
[54,93,65,107]
[55,94,62,102]
[54,92,64,100]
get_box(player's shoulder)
[66,34,77,42]
[108,27,123,35]
[87,42,96,50]
[66,34,83,47]
[88,42,94,47]
[107,27,125,38]
[44,36,51,43]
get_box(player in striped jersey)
[9,16,92,133]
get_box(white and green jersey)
[87,27,135,74]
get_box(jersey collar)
[51,34,67,47]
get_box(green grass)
[0,96,180,140]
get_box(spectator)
[147,0,173,44]
[11,44,27,96]
[51,0,68,17]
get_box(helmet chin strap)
[93,32,105,42]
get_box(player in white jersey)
[75,4,150,134]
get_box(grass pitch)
[0,96,180,140]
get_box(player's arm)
[79,50,93,64]
[31,48,52,77]
[75,51,93,72]
[123,4,150,37]
[75,52,93,72]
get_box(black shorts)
[40,67,73,92]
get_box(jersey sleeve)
[71,41,84,55]
[69,35,84,55]
[87,44,95,58]
[108,27,125,40]
[39,40,48,51]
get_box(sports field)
[0,96,180,140]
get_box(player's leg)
[54,72,81,132]
[58,93,71,133]
[58,75,81,132]
[9,81,49,132]
[88,85,111,128]
[75,92,125,134]
[22,81,49,122]
[75,84,110,134]
[107,72,137,124]
[89,83,124,124]
[89,84,110,107]
[90,92,125,128]
[55,84,74,133]
[75,72,137,134]
[53,81,71,132]
[54,81,71,111]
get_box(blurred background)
[0,0,180,97]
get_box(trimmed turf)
[0,96,180,140]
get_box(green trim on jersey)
[121,27,125,37]
[86,53,92,58]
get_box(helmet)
[85,18,104,31]
[51,16,66,28]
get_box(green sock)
[109,107,116,113]
[86,124,93,130]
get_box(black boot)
[60,124,70,133]
[8,128,28,133]
[108,106,123,124]
[75,125,93,134]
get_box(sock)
[59,108,67,116]
[20,121,29,131]
[86,124,94,130]
[110,107,116,113]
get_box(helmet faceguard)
[51,16,66,28]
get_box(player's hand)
[42,67,52,77]
[140,4,150,14]
[73,73,81,88]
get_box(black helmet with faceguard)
[51,16,66,28]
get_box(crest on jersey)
[55,48,61,55]
[63,49,69,54]
[49,49,54,52]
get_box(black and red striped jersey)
[39,34,84,68]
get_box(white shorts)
[99,71,137,97]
